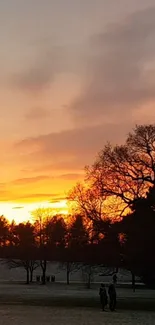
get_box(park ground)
[0,282,154,311]
[0,282,154,323]
[0,305,154,325]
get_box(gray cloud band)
[71,7,155,123]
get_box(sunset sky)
[1,0,155,222]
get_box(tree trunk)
[131,272,135,292]
[115,267,118,273]
[30,269,33,283]
[67,269,70,285]
[87,273,91,289]
[26,268,29,284]
[41,260,47,285]
[66,262,71,285]
[42,270,46,285]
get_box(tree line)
[0,212,117,286]
[0,124,155,287]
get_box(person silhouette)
[99,283,108,311]
[108,281,117,311]
[113,273,117,284]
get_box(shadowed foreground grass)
[0,282,154,311]
[0,295,155,311]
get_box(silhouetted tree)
[119,185,155,287]
[5,222,38,284]
[68,215,89,248]
[29,260,40,283]
[8,221,17,246]
[81,264,99,289]
[69,183,106,224]
[86,124,155,215]
[33,208,50,285]
[14,222,35,248]
[68,124,155,273]
[0,216,9,246]
[59,261,81,285]
[45,216,67,248]
[59,215,89,285]
[70,124,155,224]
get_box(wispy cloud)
[12,175,50,186]
[71,7,155,125]
[12,46,67,95]
[57,173,84,180]
[1,3,155,210]
[16,121,133,165]
[0,193,62,203]
[49,196,67,204]
[25,107,51,120]
[18,193,60,200]
[12,206,24,210]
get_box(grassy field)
[0,305,154,325]
[0,282,154,311]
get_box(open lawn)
[0,282,154,311]
[0,305,154,325]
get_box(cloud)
[20,161,88,174]
[0,190,18,202]
[0,183,6,188]
[0,193,62,203]
[18,193,60,200]
[57,173,84,180]
[16,6,155,178]
[0,190,11,198]
[13,46,66,94]
[25,107,51,120]
[12,173,83,185]
[16,121,133,171]
[12,206,24,210]
[71,7,155,124]
[12,175,50,186]
[49,196,67,204]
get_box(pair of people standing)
[99,278,117,311]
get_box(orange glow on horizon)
[0,200,68,224]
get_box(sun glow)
[0,200,68,224]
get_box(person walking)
[113,273,117,284]
[108,282,117,311]
[99,283,108,311]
